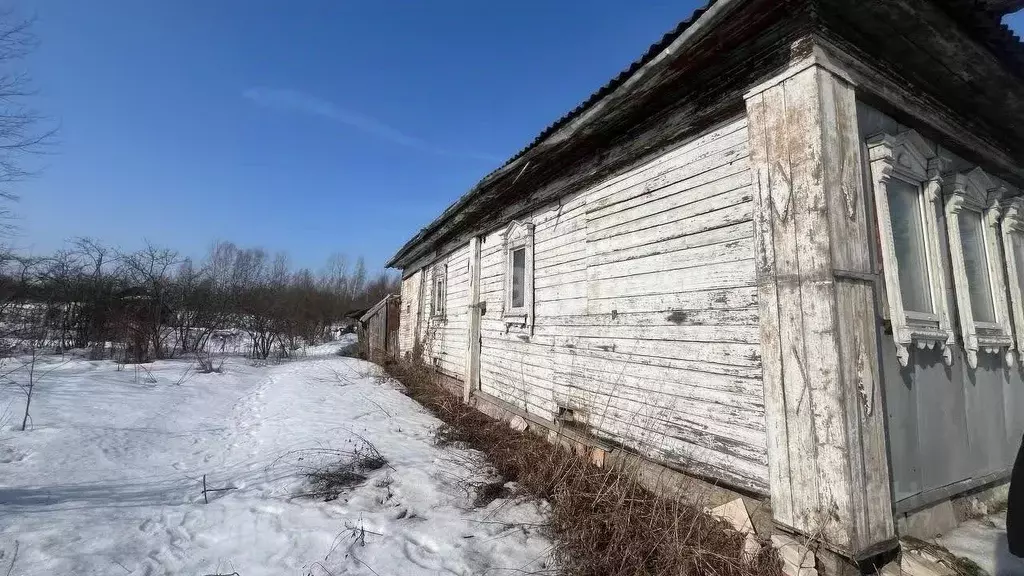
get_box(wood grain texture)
[398,270,423,358]
[405,116,769,495]
[421,244,471,378]
[464,236,482,402]
[745,60,894,557]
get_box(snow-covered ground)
[0,343,553,575]
[938,511,1024,576]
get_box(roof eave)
[385,0,745,270]
[984,0,1024,15]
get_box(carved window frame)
[866,131,955,367]
[429,262,447,321]
[944,167,1014,368]
[502,220,534,331]
[1001,197,1024,354]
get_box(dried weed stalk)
[385,359,782,576]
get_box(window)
[866,131,955,367]
[1002,199,1024,354]
[430,263,446,319]
[887,177,933,314]
[502,220,534,330]
[959,210,995,323]
[510,247,526,308]
[944,167,1014,368]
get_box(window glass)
[511,248,526,309]
[887,178,933,313]
[434,277,444,315]
[959,210,995,323]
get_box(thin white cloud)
[243,87,499,162]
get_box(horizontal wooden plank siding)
[406,116,767,494]
[398,270,422,358]
[422,244,471,379]
[579,117,764,492]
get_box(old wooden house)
[386,0,1024,562]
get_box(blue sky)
[13,1,704,271]
[12,2,1024,272]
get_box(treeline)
[0,238,398,362]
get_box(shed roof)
[359,294,398,324]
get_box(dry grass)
[195,352,225,374]
[272,441,389,502]
[901,537,988,576]
[384,359,782,576]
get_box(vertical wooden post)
[464,236,482,403]
[414,267,427,360]
[745,48,896,558]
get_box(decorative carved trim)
[866,131,954,367]
[943,167,1014,369]
[771,160,792,221]
[1001,197,1024,353]
[501,220,535,333]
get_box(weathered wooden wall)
[398,271,422,358]
[744,56,895,556]
[401,116,768,494]
[360,295,401,359]
[860,103,1024,512]
[415,244,471,378]
[386,0,1024,559]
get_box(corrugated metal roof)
[495,0,1024,176]
[494,0,719,172]
[385,1,723,269]
[978,0,1024,15]
[944,0,1024,73]
[387,0,1024,269]
[491,0,1024,177]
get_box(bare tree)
[118,243,179,361]
[321,252,349,294]
[170,258,229,356]
[10,345,72,431]
[0,238,397,366]
[13,345,38,431]
[0,9,55,232]
[350,257,367,305]
[6,271,64,431]
[69,237,117,353]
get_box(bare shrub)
[86,343,107,360]
[5,347,73,431]
[0,237,399,368]
[195,352,224,374]
[277,439,389,502]
[385,359,782,576]
[133,364,157,385]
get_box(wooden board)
[745,59,894,556]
